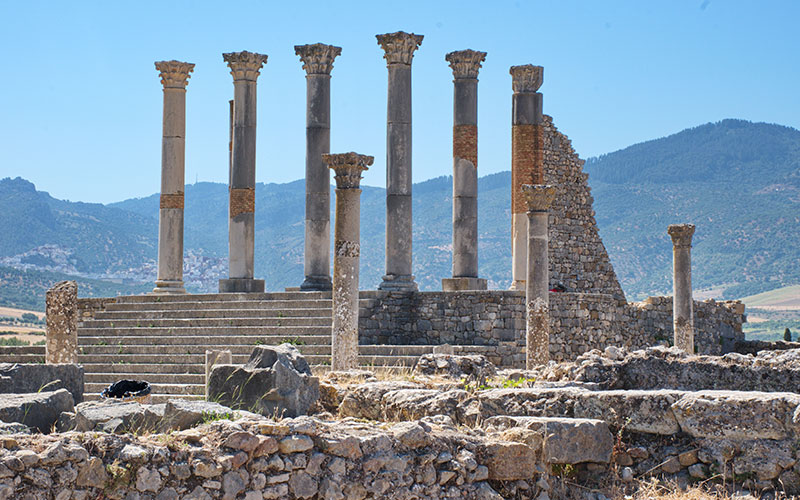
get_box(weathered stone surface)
[485,416,613,464]
[162,400,235,431]
[672,391,800,440]
[537,346,800,393]
[45,281,79,364]
[0,389,73,433]
[72,400,164,433]
[382,389,469,421]
[0,363,84,404]
[572,389,683,435]
[208,345,319,418]
[0,422,29,435]
[477,441,537,480]
[338,381,419,420]
[414,354,497,381]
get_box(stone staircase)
[73,291,436,401]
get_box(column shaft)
[509,65,544,291]
[526,210,550,368]
[332,188,362,370]
[325,152,373,371]
[220,51,267,293]
[669,224,696,353]
[376,31,422,292]
[154,60,193,294]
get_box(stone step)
[77,344,435,357]
[77,326,331,337]
[78,335,333,346]
[115,291,332,303]
[85,372,205,384]
[92,308,335,320]
[80,317,332,328]
[103,299,333,311]
[85,382,205,396]
[0,354,46,363]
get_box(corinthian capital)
[668,224,696,248]
[155,60,195,89]
[323,152,373,189]
[445,50,487,79]
[222,51,268,82]
[294,43,342,75]
[376,31,423,65]
[510,64,544,93]
[521,184,557,212]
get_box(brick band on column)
[159,193,185,209]
[453,124,478,167]
[511,124,545,214]
[229,188,255,217]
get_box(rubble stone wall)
[359,291,745,366]
[542,115,624,296]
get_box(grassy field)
[0,305,45,344]
[740,285,800,341]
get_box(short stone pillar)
[324,152,373,371]
[205,349,232,400]
[442,49,488,292]
[521,184,556,368]
[219,51,268,293]
[509,65,545,291]
[376,31,423,292]
[668,224,696,353]
[295,43,342,291]
[153,60,194,294]
[45,281,78,364]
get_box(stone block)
[0,363,84,404]
[0,389,74,433]
[477,441,537,480]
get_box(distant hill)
[0,118,797,307]
[585,119,800,299]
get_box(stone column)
[442,50,488,292]
[153,60,194,294]
[510,65,545,291]
[295,43,342,291]
[376,31,423,292]
[45,281,78,364]
[668,224,696,353]
[522,184,556,369]
[324,152,373,371]
[219,51,268,293]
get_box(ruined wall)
[359,291,745,366]
[542,116,624,297]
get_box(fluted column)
[296,43,342,291]
[153,60,193,294]
[376,31,423,292]
[669,224,696,353]
[510,65,545,291]
[522,184,556,368]
[325,153,373,371]
[219,51,268,293]
[442,50,488,292]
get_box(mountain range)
[0,119,797,310]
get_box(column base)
[442,277,488,291]
[378,274,418,292]
[219,278,265,293]
[509,280,526,291]
[152,280,186,294]
[300,275,332,291]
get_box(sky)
[1,0,798,204]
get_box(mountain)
[0,119,798,308]
[585,119,800,299]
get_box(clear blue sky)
[1,1,798,204]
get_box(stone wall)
[542,116,624,297]
[76,298,117,321]
[358,291,745,366]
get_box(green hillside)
[1,119,797,306]
[0,266,150,311]
[585,119,800,299]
